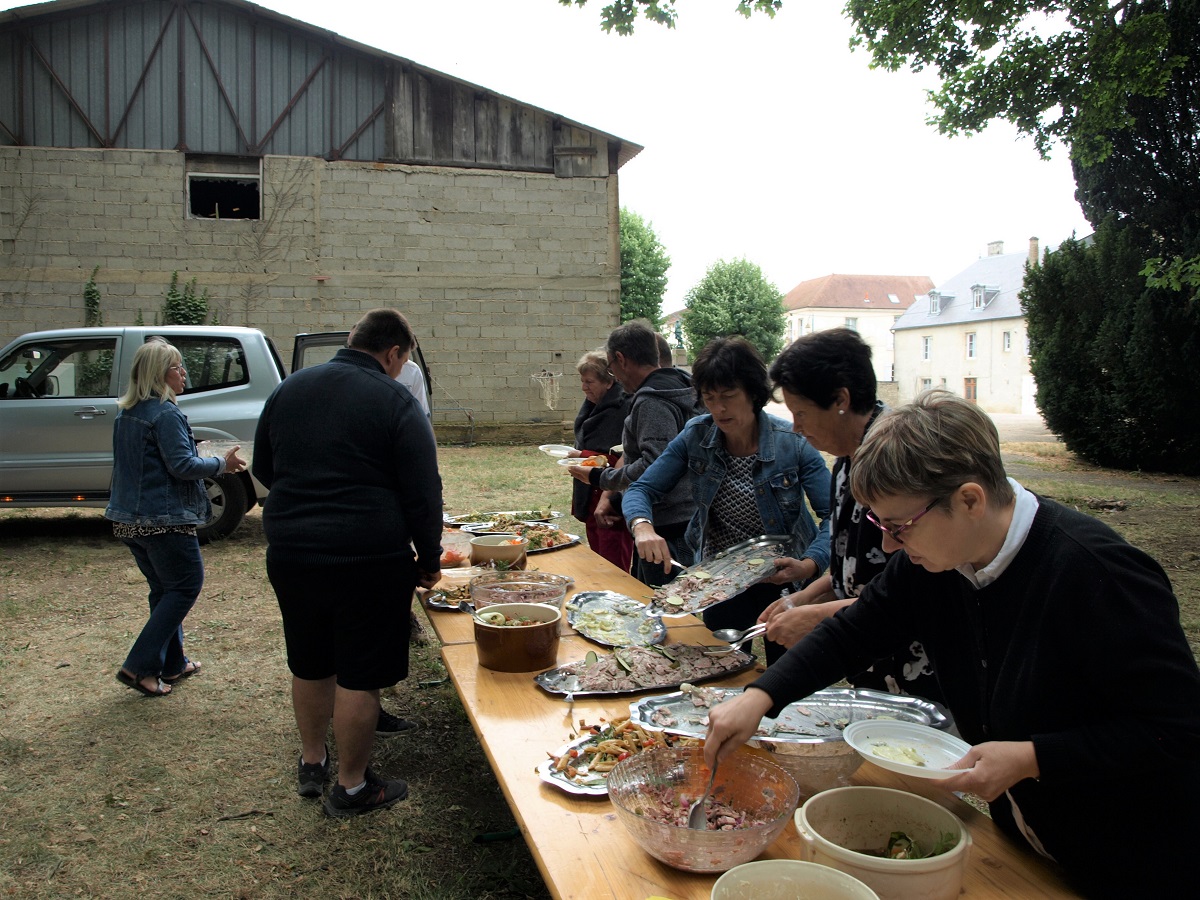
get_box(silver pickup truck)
[0,325,288,542]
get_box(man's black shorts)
[267,553,417,690]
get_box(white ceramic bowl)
[794,786,971,900]
[711,859,880,900]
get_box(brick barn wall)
[0,147,621,435]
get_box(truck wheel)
[198,473,248,543]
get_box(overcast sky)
[8,0,1094,312]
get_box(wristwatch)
[629,517,652,530]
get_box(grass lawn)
[0,442,1195,898]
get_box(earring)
[838,409,845,415]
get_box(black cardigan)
[570,381,629,520]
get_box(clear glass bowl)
[469,570,573,609]
[606,746,799,874]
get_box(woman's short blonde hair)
[576,349,612,383]
[851,389,1014,507]
[119,339,181,409]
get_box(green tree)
[1023,220,1200,474]
[162,272,210,325]
[83,265,103,327]
[619,207,671,324]
[559,0,781,35]
[680,258,785,361]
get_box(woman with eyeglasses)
[564,349,632,571]
[757,328,940,701]
[703,389,1200,898]
[105,339,246,697]
[620,335,832,665]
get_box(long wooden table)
[426,543,1078,899]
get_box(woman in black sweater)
[704,390,1200,898]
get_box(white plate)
[538,444,574,458]
[843,720,972,779]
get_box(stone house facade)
[893,240,1041,414]
[781,274,934,382]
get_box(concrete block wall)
[0,147,621,434]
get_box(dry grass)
[1,442,1197,898]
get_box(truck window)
[0,338,117,399]
[170,337,250,394]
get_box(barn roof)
[0,0,643,168]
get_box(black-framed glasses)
[865,497,942,543]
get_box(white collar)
[956,478,1038,588]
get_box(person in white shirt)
[396,358,430,418]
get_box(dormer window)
[928,292,941,315]
[971,284,1000,309]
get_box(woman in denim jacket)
[623,336,832,664]
[105,339,245,696]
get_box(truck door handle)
[73,407,108,420]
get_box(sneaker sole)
[375,722,420,737]
[322,785,408,817]
[297,781,324,799]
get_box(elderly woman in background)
[758,328,940,701]
[564,350,632,571]
[703,391,1200,898]
[622,336,832,664]
[106,339,245,697]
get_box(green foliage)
[161,271,210,325]
[134,309,145,326]
[83,265,102,327]
[559,0,781,35]
[619,207,671,324]
[680,258,786,362]
[1023,221,1200,475]
[845,1,1184,166]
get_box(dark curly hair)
[691,336,773,412]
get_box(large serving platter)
[443,509,561,527]
[536,720,700,796]
[645,534,791,616]
[460,521,581,553]
[628,686,949,744]
[534,642,756,697]
[564,591,666,648]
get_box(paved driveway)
[763,403,1059,443]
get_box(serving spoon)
[709,622,766,644]
[686,757,720,830]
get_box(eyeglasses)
[865,497,942,543]
[168,364,186,372]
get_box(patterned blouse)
[829,402,891,598]
[705,453,765,556]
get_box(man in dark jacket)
[571,320,702,587]
[254,308,442,817]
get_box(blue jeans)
[120,532,204,678]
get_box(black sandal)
[163,660,202,683]
[116,669,171,697]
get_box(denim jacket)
[104,398,222,526]
[622,411,833,574]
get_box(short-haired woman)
[106,339,245,696]
[703,390,1200,898]
[622,336,832,664]
[564,350,632,571]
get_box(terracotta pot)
[473,602,560,672]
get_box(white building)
[782,274,934,381]
[893,239,1041,413]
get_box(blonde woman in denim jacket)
[105,339,245,696]
[622,336,832,664]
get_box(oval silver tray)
[443,509,562,527]
[564,590,666,648]
[535,643,756,697]
[628,687,949,744]
[646,534,791,616]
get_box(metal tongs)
[702,622,767,655]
